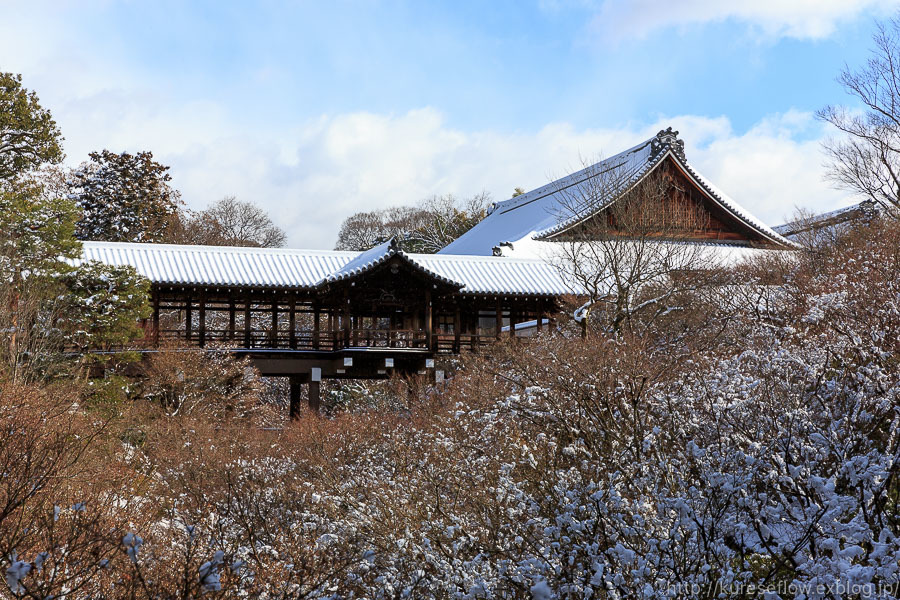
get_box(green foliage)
[0,183,151,381]
[0,72,64,181]
[81,374,135,414]
[62,261,151,352]
[70,149,182,242]
[0,182,81,278]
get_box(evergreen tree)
[0,182,149,381]
[0,73,63,182]
[70,150,181,242]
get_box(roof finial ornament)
[651,127,686,161]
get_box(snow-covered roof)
[79,241,355,289]
[440,128,796,256]
[78,241,577,297]
[773,200,879,238]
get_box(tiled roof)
[77,240,578,297]
[78,242,355,288]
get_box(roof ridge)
[81,240,361,257]
[487,136,656,216]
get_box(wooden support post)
[228,299,236,342]
[454,305,461,352]
[243,300,252,348]
[342,295,351,348]
[495,297,502,341]
[289,299,297,349]
[537,301,544,334]
[185,297,192,341]
[152,291,160,346]
[271,301,278,347]
[313,304,320,350]
[509,308,516,340]
[289,375,305,420]
[425,289,433,351]
[308,379,321,415]
[198,291,207,348]
[328,311,334,350]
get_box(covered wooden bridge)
[78,129,798,415]
[79,238,572,414]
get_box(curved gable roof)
[439,128,797,255]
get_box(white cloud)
[0,1,856,249]
[136,107,848,248]
[3,67,855,248]
[590,0,895,41]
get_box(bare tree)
[409,192,491,253]
[547,159,716,334]
[333,210,390,251]
[334,192,490,252]
[165,196,286,248]
[818,15,900,211]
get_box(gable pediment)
[545,156,785,247]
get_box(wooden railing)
[151,327,497,353]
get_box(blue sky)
[1,0,896,247]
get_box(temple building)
[441,127,796,258]
[77,128,797,413]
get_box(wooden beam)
[495,296,502,341]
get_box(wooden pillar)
[185,296,192,341]
[495,297,502,341]
[289,375,305,420]
[152,291,160,346]
[243,300,252,348]
[425,289,433,351]
[198,291,207,348]
[271,301,278,347]
[536,300,544,334]
[509,307,517,340]
[328,311,335,350]
[454,305,461,352]
[342,294,351,348]
[308,379,321,415]
[289,299,297,349]
[313,304,320,350]
[228,299,236,342]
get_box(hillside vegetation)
[2,216,899,599]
